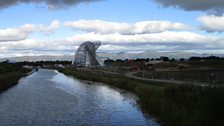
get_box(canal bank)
[0,63,30,92]
[60,68,224,126]
[0,69,159,126]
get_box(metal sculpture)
[72,41,101,67]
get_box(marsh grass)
[0,63,30,92]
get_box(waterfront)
[0,69,159,126]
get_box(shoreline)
[59,68,224,126]
[0,64,31,93]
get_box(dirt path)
[124,71,210,86]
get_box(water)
[0,69,159,126]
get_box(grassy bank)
[60,68,224,126]
[0,63,30,92]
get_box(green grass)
[0,63,30,92]
[60,68,224,126]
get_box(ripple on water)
[0,69,160,126]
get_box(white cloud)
[100,45,128,51]
[98,44,172,52]
[0,24,35,42]
[197,15,224,32]
[39,20,61,34]
[64,20,190,34]
[1,19,224,57]
[67,31,220,44]
[0,38,75,58]
[0,31,223,58]
[0,20,61,42]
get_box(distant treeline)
[104,57,171,64]
[104,56,224,63]
[1,56,224,66]
[189,56,224,61]
[4,60,72,66]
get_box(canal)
[0,69,159,126]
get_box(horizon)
[0,0,224,58]
[2,50,224,62]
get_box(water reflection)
[0,69,159,126]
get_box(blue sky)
[0,0,224,58]
[0,0,202,26]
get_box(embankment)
[0,63,30,92]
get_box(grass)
[60,68,224,126]
[0,63,30,92]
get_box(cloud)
[0,19,223,57]
[0,39,75,57]
[64,20,190,34]
[197,15,224,32]
[0,0,102,10]
[0,31,223,58]
[153,0,224,15]
[66,31,224,52]
[0,20,61,42]
[67,31,221,44]
[99,44,175,52]
[39,20,61,34]
[0,24,35,42]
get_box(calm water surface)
[0,69,159,126]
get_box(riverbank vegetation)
[0,62,30,92]
[60,68,224,126]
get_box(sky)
[0,0,224,58]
